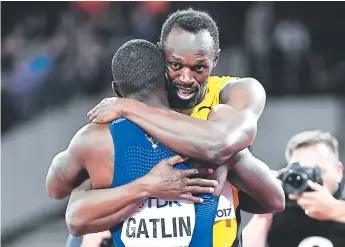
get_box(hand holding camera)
[289,180,339,221]
[278,162,338,221]
[278,162,323,196]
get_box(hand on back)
[87,97,126,123]
[142,155,218,203]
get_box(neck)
[332,182,340,196]
[142,92,170,109]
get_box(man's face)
[164,28,218,109]
[289,142,343,194]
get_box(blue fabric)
[109,118,219,247]
[66,235,82,247]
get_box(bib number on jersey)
[121,197,195,247]
[215,194,236,221]
[216,207,232,218]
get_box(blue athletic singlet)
[109,119,219,247]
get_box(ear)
[336,162,343,181]
[213,49,221,67]
[112,81,123,98]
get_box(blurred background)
[1,1,345,246]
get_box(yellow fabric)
[188,76,241,247]
[189,76,236,120]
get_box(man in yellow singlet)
[85,9,285,247]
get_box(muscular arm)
[46,123,110,200]
[226,149,285,213]
[66,178,149,236]
[123,78,266,164]
[238,191,274,214]
[46,129,89,199]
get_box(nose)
[179,67,194,86]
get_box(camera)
[278,162,323,206]
[100,238,115,247]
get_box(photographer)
[243,130,345,247]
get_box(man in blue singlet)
[46,39,221,247]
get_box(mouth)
[175,87,196,100]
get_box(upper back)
[108,119,222,247]
[108,118,182,188]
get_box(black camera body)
[278,162,323,206]
[100,239,114,247]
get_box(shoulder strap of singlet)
[108,118,144,188]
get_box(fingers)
[89,112,98,122]
[165,155,189,166]
[87,97,116,122]
[307,180,324,191]
[179,193,204,203]
[87,107,97,118]
[88,107,100,122]
[296,197,313,209]
[87,99,105,118]
[186,178,218,187]
[182,186,215,194]
[88,106,103,122]
[181,168,214,177]
[288,194,300,200]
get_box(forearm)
[66,178,148,236]
[330,199,345,223]
[227,150,285,212]
[124,101,254,164]
[242,215,271,247]
[239,191,277,214]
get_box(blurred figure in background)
[243,130,345,247]
[272,16,311,93]
[244,2,274,89]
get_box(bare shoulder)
[69,123,112,158]
[220,77,266,118]
[76,123,114,188]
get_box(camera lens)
[286,173,304,188]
